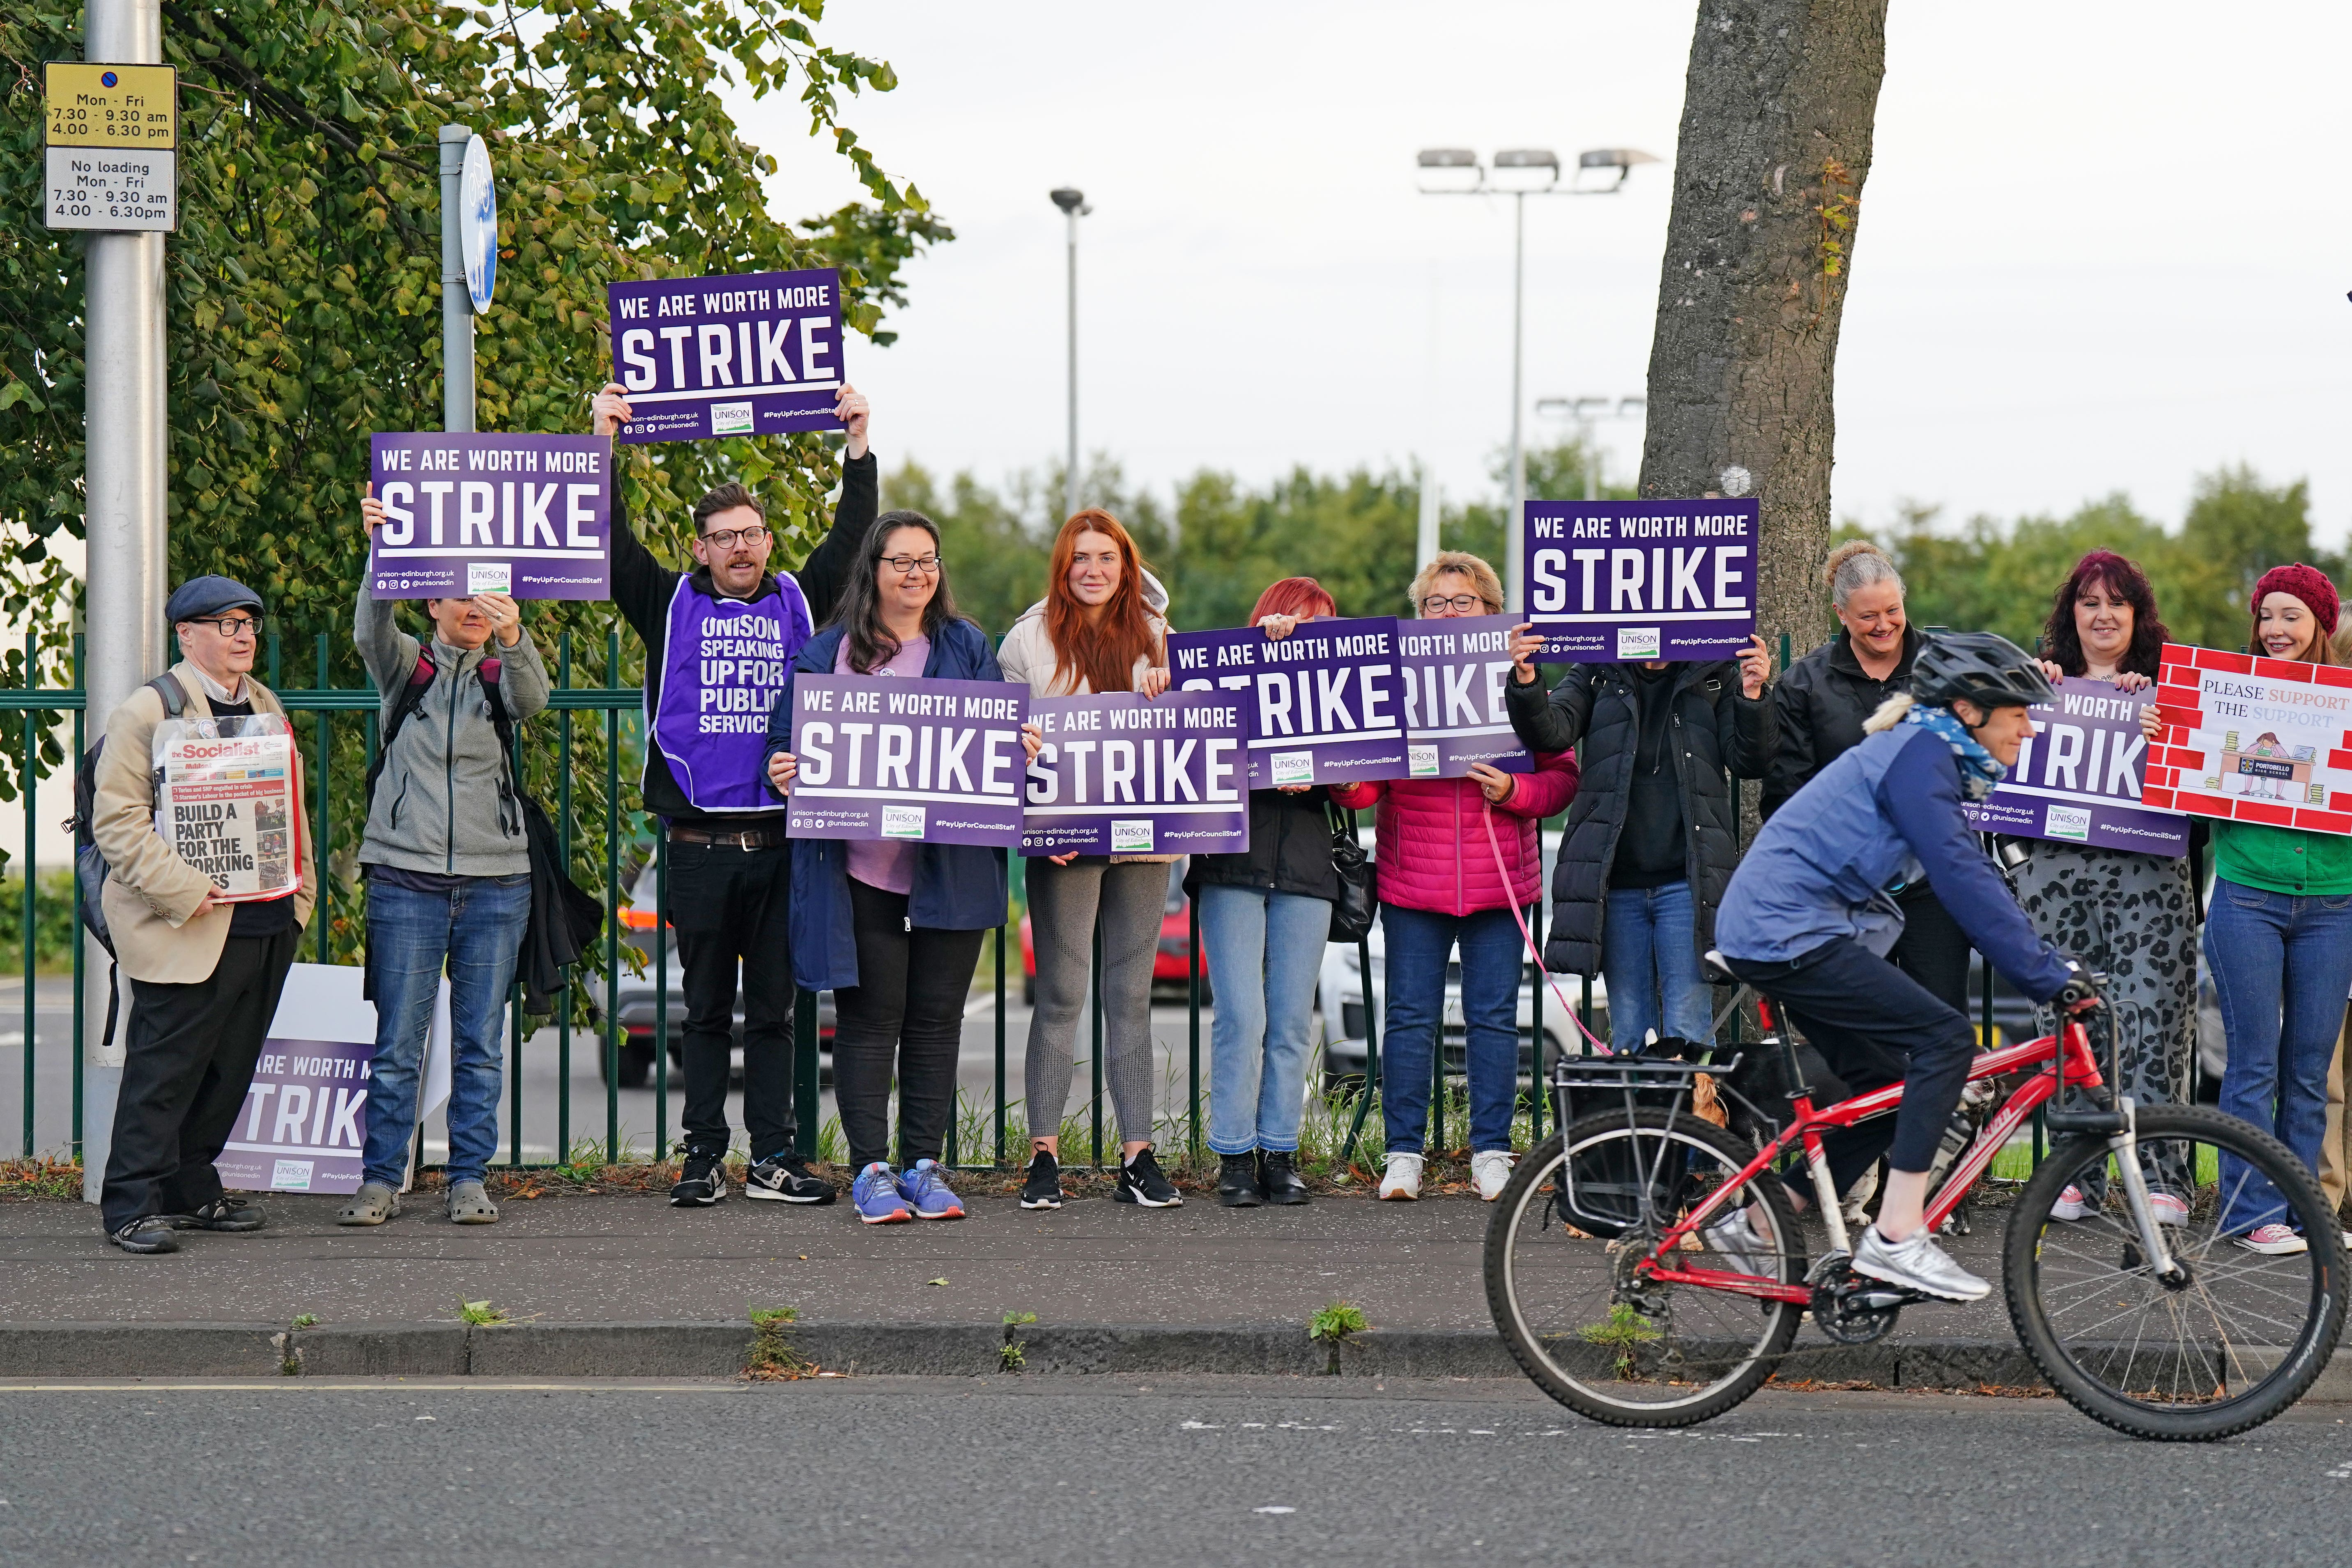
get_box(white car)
[1317,918,1603,1083]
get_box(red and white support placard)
[2150,641,2352,833]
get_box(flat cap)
[164,575,264,624]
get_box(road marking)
[0,1380,751,1393]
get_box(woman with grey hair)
[1761,541,1970,1015]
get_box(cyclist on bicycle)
[1713,631,2087,1302]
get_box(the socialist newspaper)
[151,715,303,903]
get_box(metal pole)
[439,125,475,433]
[1063,207,1079,521]
[1416,457,1440,570]
[80,0,170,1204]
[1505,190,1527,614]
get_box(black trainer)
[1258,1149,1310,1205]
[744,1154,835,1205]
[1114,1146,1183,1208]
[108,1216,180,1255]
[1216,1152,1262,1207]
[669,1149,728,1207]
[172,1196,267,1232]
[1020,1147,1064,1211]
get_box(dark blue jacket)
[1716,720,2071,1001]
[764,619,1014,991]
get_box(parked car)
[1316,920,1593,1086]
[1018,858,1209,1007]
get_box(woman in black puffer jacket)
[1505,635,1775,1051]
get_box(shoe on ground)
[2235,1223,2307,1255]
[1852,1224,1991,1301]
[745,1154,836,1205]
[1114,1147,1183,1207]
[445,1179,499,1225]
[1258,1149,1310,1206]
[173,1196,266,1232]
[897,1159,966,1221]
[1019,1148,1064,1211]
[2050,1184,2091,1222]
[1377,1151,1423,1201]
[852,1162,912,1224]
[336,1182,400,1227]
[2148,1192,2189,1227]
[669,1149,728,1207]
[1471,1150,1515,1202]
[1703,1210,1774,1278]
[108,1215,180,1255]
[1217,1152,1263,1207]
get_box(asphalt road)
[0,1377,2345,1567]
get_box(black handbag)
[483,664,606,1012]
[1327,805,1376,944]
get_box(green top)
[2212,818,2352,897]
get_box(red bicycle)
[1484,958,2347,1440]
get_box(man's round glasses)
[189,616,261,638]
[1420,594,1486,614]
[700,526,772,550]
[880,554,942,576]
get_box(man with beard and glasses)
[591,379,874,1208]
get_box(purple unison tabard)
[368,432,612,599]
[607,268,846,444]
[1165,616,1408,788]
[1020,690,1248,857]
[1523,499,1758,662]
[1963,675,2188,856]
[1393,613,1533,778]
[784,674,1028,848]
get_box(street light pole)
[439,125,475,432]
[1508,189,1527,570]
[1050,187,1089,522]
[79,0,170,1201]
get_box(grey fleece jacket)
[354,588,550,877]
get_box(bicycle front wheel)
[1485,1109,1804,1428]
[2004,1102,2348,1440]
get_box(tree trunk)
[1637,0,1890,669]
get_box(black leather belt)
[667,823,787,850]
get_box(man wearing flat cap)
[94,575,318,1254]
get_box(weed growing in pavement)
[746,1307,815,1380]
[1579,1304,1660,1376]
[1308,1301,1370,1375]
[1000,1311,1037,1373]
[0,1156,82,1201]
[291,1313,319,1329]
[459,1299,508,1327]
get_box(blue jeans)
[1379,903,1522,1156]
[2203,878,2352,1234]
[1601,881,1711,1050]
[361,874,532,1189]
[1198,884,1331,1154]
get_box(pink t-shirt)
[835,633,931,897]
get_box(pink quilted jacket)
[1330,753,1578,916]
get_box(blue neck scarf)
[1902,700,2005,801]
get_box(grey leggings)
[1024,858,1166,1143]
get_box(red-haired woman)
[1000,511,1181,1211]
[2020,550,2197,1224]
[1183,577,1343,1206]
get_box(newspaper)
[150,714,302,903]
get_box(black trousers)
[101,929,300,1232]
[1726,936,1977,1195]
[667,839,795,1160]
[832,878,985,1170]
[1892,883,1971,1015]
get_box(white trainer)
[2049,1183,2091,1221]
[1471,1150,1515,1201]
[1852,1224,1991,1301]
[1377,1152,1423,1201]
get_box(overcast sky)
[748,2,2352,542]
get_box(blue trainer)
[852,1162,912,1225]
[898,1159,966,1221]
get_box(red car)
[1019,859,1209,1006]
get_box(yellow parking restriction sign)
[44,62,178,149]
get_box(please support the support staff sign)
[1523,499,1758,662]
[607,268,846,443]
[784,675,1028,848]
[1021,691,1248,857]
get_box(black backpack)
[69,674,193,1052]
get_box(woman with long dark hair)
[763,510,1037,1224]
[2019,550,2196,1224]
[998,510,1182,1211]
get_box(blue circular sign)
[458,134,497,315]
[100,70,117,87]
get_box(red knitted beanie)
[2254,563,2340,638]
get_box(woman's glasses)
[880,554,942,576]
[1419,593,1487,614]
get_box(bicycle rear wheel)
[1485,1109,1804,1428]
[2004,1102,2348,1440]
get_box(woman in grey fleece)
[338,486,550,1227]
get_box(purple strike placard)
[784,674,1027,848]
[607,267,846,443]
[1524,499,1758,662]
[368,433,612,599]
[1020,690,1248,858]
[1963,676,2188,856]
[1167,616,1407,788]
[218,1038,371,1196]
[1394,613,1533,778]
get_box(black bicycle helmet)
[1909,630,2055,711]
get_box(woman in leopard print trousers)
[2018,551,2196,1211]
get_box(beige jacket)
[93,662,319,983]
